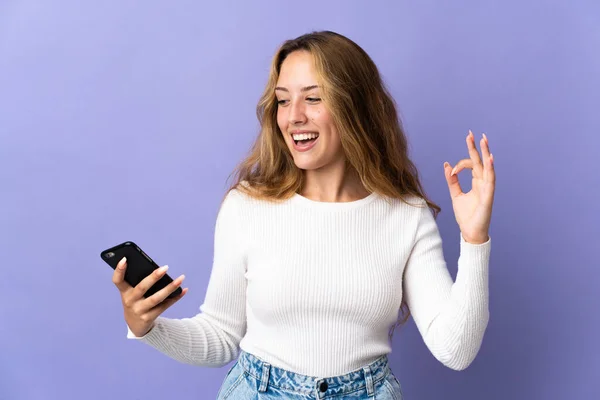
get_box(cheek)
[277,109,287,133]
[308,108,324,125]
[312,111,336,137]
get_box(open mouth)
[292,132,319,146]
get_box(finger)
[466,130,483,177]
[112,257,131,292]
[481,133,496,184]
[131,265,170,300]
[444,161,463,198]
[480,133,490,161]
[142,274,186,310]
[146,287,189,321]
[450,158,475,177]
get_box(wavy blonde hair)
[228,31,441,335]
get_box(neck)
[300,158,370,203]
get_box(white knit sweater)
[127,188,490,377]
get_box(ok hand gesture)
[443,130,496,244]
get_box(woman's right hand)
[112,257,188,337]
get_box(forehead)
[277,51,319,87]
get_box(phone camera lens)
[105,252,115,258]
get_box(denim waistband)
[237,350,392,397]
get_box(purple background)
[1,1,598,399]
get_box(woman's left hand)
[443,130,496,244]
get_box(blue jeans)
[216,350,404,399]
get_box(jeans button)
[319,381,328,392]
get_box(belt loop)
[258,362,271,392]
[363,365,374,397]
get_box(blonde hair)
[228,31,441,335]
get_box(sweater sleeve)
[402,201,491,371]
[125,189,248,367]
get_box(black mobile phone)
[100,241,182,299]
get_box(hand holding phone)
[101,242,188,337]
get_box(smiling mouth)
[292,132,319,145]
[294,137,318,145]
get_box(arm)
[403,202,491,371]
[127,190,248,368]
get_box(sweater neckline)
[289,191,379,210]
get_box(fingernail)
[483,133,488,142]
[490,153,494,163]
[159,265,169,273]
[451,167,457,176]
[118,257,127,269]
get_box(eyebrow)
[275,85,320,93]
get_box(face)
[275,51,345,171]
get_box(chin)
[291,154,330,171]
[293,159,321,171]
[285,140,342,171]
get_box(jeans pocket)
[216,361,245,400]
[382,373,403,400]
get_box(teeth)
[292,132,319,141]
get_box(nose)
[288,100,307,125]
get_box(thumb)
[444,162,463,198]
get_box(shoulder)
[380,193,430,216]
[379,194,438,240]
[223,181,264,207]
[219,187,248,214]
[218,182,270,219]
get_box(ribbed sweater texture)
[127,189,490,377]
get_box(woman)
[111,31,495,399]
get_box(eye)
[277,99,289,106]
[306,97,321,103]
